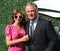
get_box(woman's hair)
[10,9,26,27]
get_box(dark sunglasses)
[14,16,24,19]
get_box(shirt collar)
[30,15,39,23]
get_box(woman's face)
[14,13,23,24]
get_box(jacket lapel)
[26,21,30,35]
[33,17,42,38]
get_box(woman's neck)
[13,22,20,27]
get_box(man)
[25,2,57,51]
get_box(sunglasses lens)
[19,16,23,18]
[14,16,17,19]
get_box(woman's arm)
[6,35,29,46]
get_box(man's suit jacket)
[26,17,57,51]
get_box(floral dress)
[5,24,26,51]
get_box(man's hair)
[25,2,38,12]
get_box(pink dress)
[5,24,26,51]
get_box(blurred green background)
[0,0,60,51]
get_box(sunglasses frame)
[14,16,24,19]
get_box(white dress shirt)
[30,15,39,30]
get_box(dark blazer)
[26,17,57,51]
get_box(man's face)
[25,5,38,21]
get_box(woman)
[5,9,29,51]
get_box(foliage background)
[0,0,60,51]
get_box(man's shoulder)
[39,16,49,22]
[39,17,50,23]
